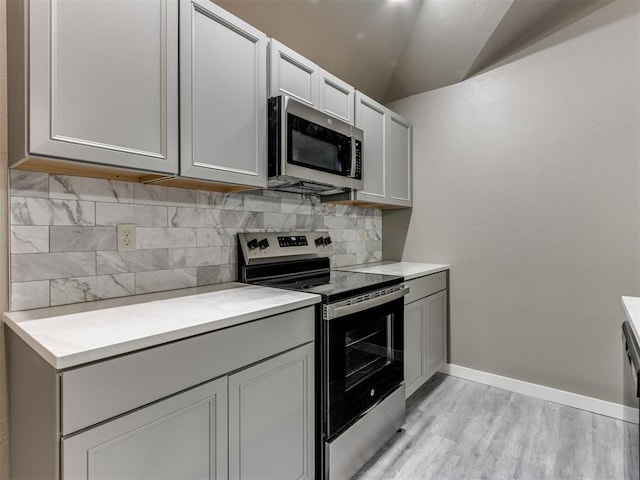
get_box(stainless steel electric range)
[238,231,408,480]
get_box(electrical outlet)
[117,224,136,252]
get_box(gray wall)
[384,0,640,405]
[8,171,382,310]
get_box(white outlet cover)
[117,224,136,252]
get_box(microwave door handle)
[326,286,410,320]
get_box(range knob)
[314,237,324,247]
[247,239,258,250]
[258,238,269,250]
[323,236,332,246]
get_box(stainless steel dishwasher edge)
[622,321,640,480]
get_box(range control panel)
[278,235,308,248]
[239,231,333,262]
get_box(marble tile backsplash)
[9,170,383,310]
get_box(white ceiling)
[215,0,605,103]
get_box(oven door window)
[345,317,394,391]
[287,114,352,176]
[325,298,403,439]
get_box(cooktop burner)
[237,231,404,303]
[256,270,403,303]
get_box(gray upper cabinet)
[9,0,179,174]
[180,0,268,188]
[352,91,412,207]
[388,113,412,207]
[270,39,355,124]
[270,39,319,108]
[354,92,387,203]
[318,69,355,125]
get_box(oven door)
[324,297,404,440]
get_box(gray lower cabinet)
[425,290,448,380]
[62,343,315,480]
[404,271,448,398]
[8,0,179,174]
[404,299,428,397]
[229,343,314,480]
[8,306,315,480]
[63,377,228,480]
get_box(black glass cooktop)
[255,270,403,303]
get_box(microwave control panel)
[353,139,362,180]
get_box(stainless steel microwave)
[267,95,364,195]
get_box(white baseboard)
[440,363,639,424]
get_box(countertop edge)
[338,261,450,280]
[3,314,60,368]
[403,266,450,280]
[4,294,320,370]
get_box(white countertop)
[3,282,320,370]
[338,261,449,280]
[623,296,640,341]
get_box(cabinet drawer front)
[404,271,447,304]
[61,307,314,435]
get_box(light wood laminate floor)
[353,374,638,480]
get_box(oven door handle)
[325,286,410,320]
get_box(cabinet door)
[62,377,227,480]
[426,290,448,379]
[388,113,412,207]
[318,69,354,124]
[229,343,314,480]
[270,39,319,107]
[180,0,267,187]
[29,0,178,174]
[354,91,387,202]
[404,299,427,399]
